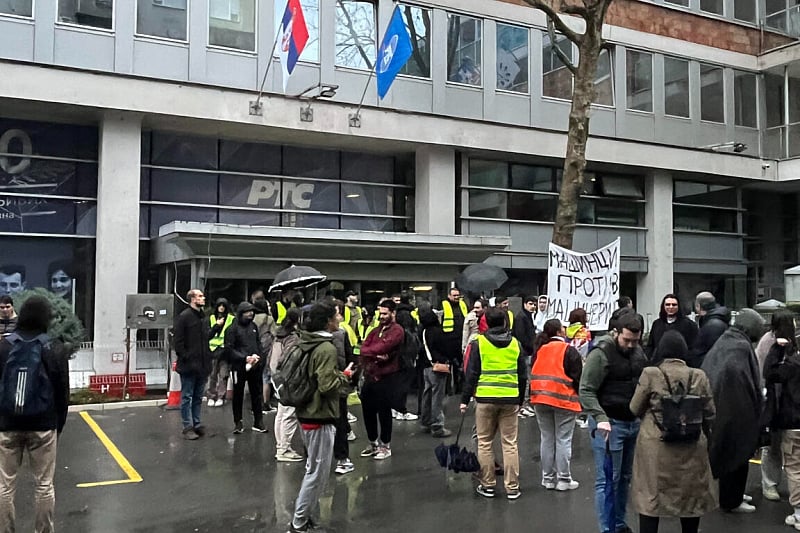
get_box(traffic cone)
[165,361,181,410]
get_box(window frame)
[334,0,378,72]
[397,3,432,80]
[733,70,758,129]
[541,31,574,101]
[445,11,483,88]
[495,22,529,95]
[134,0,190,43]
[207,0,258,54]
[625,49,653,113]
[699,62,725,124]
[55,0,115,32]
[0,0,34,19]
[664,55,691,119]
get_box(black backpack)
[398,328,419,370]
[655,368,704,443]
[0,333,54,417]
[271,343,317,408]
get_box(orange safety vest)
[530,341,581,412]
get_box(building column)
[93,112,142,374]
[415,146,455,235]
[637,171,673,327]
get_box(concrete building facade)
[0,0,797,384]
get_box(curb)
[68,399,167,412]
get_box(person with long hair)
[630,331,716,533]
[645,294,698,363]
[530,318,583,491]
[757,309,796,502]
[565,308,592,361]
[764,315,800,529]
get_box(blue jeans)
[180,373,205,430]
[589,416,640,533]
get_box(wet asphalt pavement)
[9,397,796,533]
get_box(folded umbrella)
[433,408,479,473]
[268,265,326,293]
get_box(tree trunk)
[551,19,603,249]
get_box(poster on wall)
[546,238,620,330]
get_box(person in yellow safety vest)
[343,290,363,343]
[440,287,468,333]
[459,307,527,500]
[271,290,302,326]
[529,318,583,491]
[362,307,382,340]
[495,295,514,329]
[206,298,235,407]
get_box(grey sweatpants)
[292,424,335,529]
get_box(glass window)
[734,71,757,128]
[219,140,281,173]
[734,0,757,22]
[542,32,573,99]
[150,132,218,169]
[581,199,643,226]
[664,57,690,118]
[496,24,528,93]
[137,0,187,40]
[508,193,556,222]
[601,175,643,198]
[150,169,218,204]
[447,13,482,86]
[0,0,32,17]
[468,190,506,218]
[341,183,393,218]
[665,0,689,6]
[283,146,338,178]
[791,74,800,123]
[626,50,652,112]
[209,0,256,52]
[674,181,737,207]
[510,164,554,191]
[700,0,724,14]
[335,0,376,70]
[469,160,507,188]
[58,0,113,29]
[273,0,319,62]
[765,72,785,128]
[674,205,738,232]
[594,49,613,106]
[341,152,394,183]
[399,5,430,78]
[700,63,724,123]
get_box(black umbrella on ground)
[455,263,508,294]
[268,265,327,293]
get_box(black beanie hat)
[656,330,689,361]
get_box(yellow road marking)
[77,411,143,488]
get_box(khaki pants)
[782,430,800,508]
[0,430,57,533]
[475,403,520,493]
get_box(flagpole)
[349,2,400,127]
[249,19,283,116]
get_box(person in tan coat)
[629,331,717,533]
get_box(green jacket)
[295,330,349,424]
[579,334,613,423]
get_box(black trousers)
[333,397,351,461]
[393,368,416,413]
[639,515,699,533]
[232,367,263,426]
[361,374,397,444]
[718,461,750,510]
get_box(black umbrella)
[433,410,479,474]
[268,265,326,292]
[455,263,508,294]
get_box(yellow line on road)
[77,411,143,488]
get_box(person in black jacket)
[513,296,537,418]
[645,294,698,362]
[173,289,221,440]
[419,310,453,438]
[689,292,730,368]
[226,301,267,434]
[0,296,69,533]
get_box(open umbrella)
[455,263,508,294]
[268,265,326,293]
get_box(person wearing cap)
[225,301,268,434]
[701,308,764,514]
[689,291,731,368]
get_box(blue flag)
[376,7,413,100]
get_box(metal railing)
[763,122,800,160]
[765,5,800,38]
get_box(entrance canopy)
[152,222,511,282]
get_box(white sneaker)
[785,513,800,530]
[347,412,358,423]
[335,459,355,475]
[403,412,419,421]
[276,450,304,462]
[391,409,400,419]
[374,445,392,460]
[729,502,756,513]
[214,399,223,407]
[347,430,357,441]
[207,399,215,407]
[556,480,580,491]
[742,493,753,503]
[541,481,556,490]
[763,486,780,501]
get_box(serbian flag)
[279,0,309,92]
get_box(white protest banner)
[547,238,620,329]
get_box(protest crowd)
[169,275,799,533]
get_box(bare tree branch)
[404,6,428,76]
[522,0,582,45]
[561,3,589,16]
[337,0,373,70]
[547,19,578,76]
